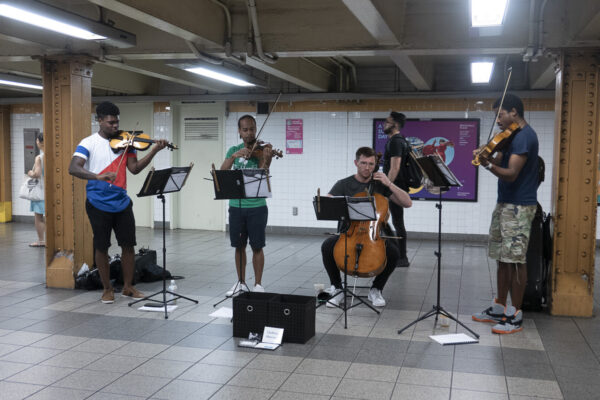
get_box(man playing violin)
[472,93,539,335]
[69,101,169,304]
[321,147,412,308]
[220,114,272,295]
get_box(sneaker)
[472,298,505,323]
[368,288,386,307]
[122,287,144,299]
[326,289,344,308]
[226,282,249,296]
[101,288,114,304]
[492,306,523,334]
[253,284,265,293]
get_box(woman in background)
[28,132,45,248]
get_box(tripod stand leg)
[396,307,438,334]
[437,307,480,338]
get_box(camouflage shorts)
[488,203,537,264]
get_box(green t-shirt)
[225,143,267,208]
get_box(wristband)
[484,163,493,171]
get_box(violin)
[246,140,283,160]
[472,122,520,166]
[333,191,388,277]
[109,131,178,153]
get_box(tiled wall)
[224,110,556,236]
[11,106,599,238]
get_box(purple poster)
[286,119,303,154]
[373,118,480,201]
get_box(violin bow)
[249,92,282,155]
[486,66,512,142]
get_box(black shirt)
[383,134,410,190]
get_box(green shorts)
[488,203,537,264]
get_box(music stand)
[313,195,381,329]
[128,165,199,319]
[397,154,479,338]
[211,167,271,307]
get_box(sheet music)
[432,154,462,187]
[242,169,272,198]
[164,171,188,193]
[346,196,376,221]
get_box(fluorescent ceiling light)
[185,67,256,87]
[0,4,105,40]
[471,62,494,84]
[471,0,508,27]
[0,0,135,48]
[0,79,42,90]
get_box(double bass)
[332,162,389,278]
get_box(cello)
[332,156,389,278]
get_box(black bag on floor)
[75,269,103,290]
[135,248,172,282]
[523,203,547,311]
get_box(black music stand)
[397,154,479,338]
[313,195,380,329]
[128,165,199,319]
[211,168,271,307]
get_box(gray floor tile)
[6,364,77,385]
[102,373,171,397]
[152,379,222,400]
[280,373,342,396]
[53,369,123,391]
[334,378,395,400]
[23,386,93,400]
[84,354,149,373]
[209,385,274,400]
[391,383,450,400]
[130,358,192,378]
[228,367,290,389]
[0,381,44,400]
[179,363,240,384]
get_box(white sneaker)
[326,289,344,308]
[254,284,265,292]
[368,288,386,307]
[226,282,249,296]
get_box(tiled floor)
[0,221,599,399]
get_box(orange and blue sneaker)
[492,306,523,334]
[472,298,504,323]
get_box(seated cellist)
[321,147,412,308]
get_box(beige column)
[42,56,95,288]
[0,106,11,222]
[550,50,600,316]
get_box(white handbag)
[19,175,44,201]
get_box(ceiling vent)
[184,117,219,141]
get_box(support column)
[0,106,11,222]
[42,56,95,288]
[550,50,600,316]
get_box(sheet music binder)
[212,168,271,200]
[138,166,192,197]
[415,154,462,188]
[429,333,478,346]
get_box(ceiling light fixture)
[0,73,43,90]
[0,0,136,48]
[185,67,256,87]
[471,0,508,27]
[471,62,494,84]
